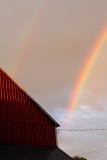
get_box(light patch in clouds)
[64,104,107,128]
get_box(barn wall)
[0,101,56,146]
[0,121,56,146]
[0,69,57,146]
[0,101,54,125]
[0,68,56,126]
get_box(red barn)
[0,68,72,160]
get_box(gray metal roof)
[0,145,72,160]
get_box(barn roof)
[0,145,72,160]
[0,68,59,127]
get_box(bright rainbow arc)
[67,27,107,112]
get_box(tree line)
[72,156,87,160]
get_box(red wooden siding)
[0,121,56,145]
[0,68,58,146]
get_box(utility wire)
[58,128,107,132]
[81,147,107,156]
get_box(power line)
[81,147,107,156]
[58,128,107,132]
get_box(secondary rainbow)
[9,0,48,77]
[67,26,107,112]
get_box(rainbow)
[9,0,47,77]
[67,26,107,112]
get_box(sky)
[1,0,107,159]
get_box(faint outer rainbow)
[9,0,47,77]
[67,26,107,112]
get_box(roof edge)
[57,147,73,159]
[0,67,60,127]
